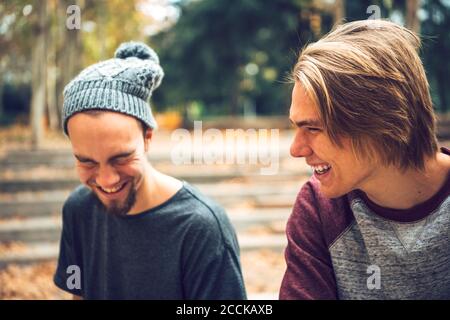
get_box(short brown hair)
[293,19,438,171]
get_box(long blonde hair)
[293,20,438,170]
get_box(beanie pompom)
[114,41,159,64]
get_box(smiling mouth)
[97,181,128,195]
[311,164,332,175]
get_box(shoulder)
[62,185,96,221]
[176,182,238,251]
[289,176,354,248]
[180,182,228,223]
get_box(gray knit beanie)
[62,41,164,134]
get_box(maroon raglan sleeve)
[279,177,353,300]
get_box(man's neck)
[128,166,183,215]
[360,152,450,210]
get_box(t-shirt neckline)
[116,181,188,220]
[352,147,450,223]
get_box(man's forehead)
[289,82,322,123]
[68,113,143,155]
[71,139,138,159]
[69,110,139,124]
[67,111,142,136]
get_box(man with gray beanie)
[53,41,247,300]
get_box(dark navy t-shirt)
[54,181,247,299]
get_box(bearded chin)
[94,184,137,217]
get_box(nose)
[95,164,121,188]
[290,130,313,158]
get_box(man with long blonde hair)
[280,20,450,299]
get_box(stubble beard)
[94,181,138,217]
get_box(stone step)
[0,209,290,242]
[0,217,61,243]
[1,199,64,218]
[0,144,292,170]
[0,242,59,268]
[237,234,287,251]
[0,235,286,268]
[0,151,171,169]
[0,184,299,218]
[0,171,307,193]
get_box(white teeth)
[311,164,331,174]
[101,183,124,194]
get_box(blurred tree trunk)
[55,0,66,119]
[97,1,107,60]
[333,0,345,25]
[229,74,240,116]
[46,0,59,131]
[436,65,448,113]
[406,0,420,34]
[56,0,84,123]
[30,0,48,149]
[0,78,3,118]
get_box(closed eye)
[307,127,321,133]
[79,159,96,164]
[112,156,131,165]
[77,160,97,169]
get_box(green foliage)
[421,0,450,113]
[345,0,393,21]
[82,0,148,65]
[2,0,449,122]
[153,0,450,115]
[152,0,315,116]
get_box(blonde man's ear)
[144,128,153,152]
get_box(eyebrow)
[74,150,136,163]
[289,118,323,128]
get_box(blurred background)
[0,0,449,299]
